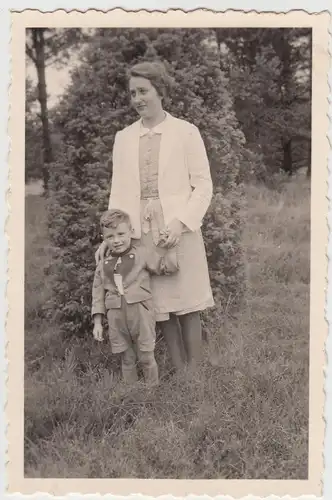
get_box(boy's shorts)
[106,297,156,354]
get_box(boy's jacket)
[91,244,178,314]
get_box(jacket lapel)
[119,252,136,279]
[123,247,142,288]
[158,112,175,180]
[103,256,117,286]
[125,119,141,193]
[104,250,137,284]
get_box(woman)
[97,60,214,370]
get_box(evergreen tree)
[26,28,91,191]
[218,28,311,177]
[46,29,247,337]
[25,78,44,182]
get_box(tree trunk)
[274,31,294,178]
[32,28,52,193]
[282,138,293,176]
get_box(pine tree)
[25,78,43,182]
[218,28,311,177]
[26,28,91,191]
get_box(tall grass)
[24,176,310,479]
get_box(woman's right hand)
[163,218,184,248]
[95,240,107,265]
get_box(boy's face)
[103,222,132,255]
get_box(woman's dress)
[138,122,214,322]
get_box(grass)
[24,175,310,479]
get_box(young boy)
[91,208,178,386]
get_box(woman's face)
[129,76,163,119]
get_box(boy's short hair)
[100,209,131,230]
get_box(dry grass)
[24,176,310,479]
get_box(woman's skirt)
[139,198,214,322]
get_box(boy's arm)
[91,262,106,317]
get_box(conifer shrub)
[46,29,249,337]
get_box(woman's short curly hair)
[127,60,172,99]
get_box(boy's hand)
[93,323,104,342]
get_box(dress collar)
[139,112,168,137]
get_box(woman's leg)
[158,314,186,370]
[178,311,202,366]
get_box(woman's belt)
[141,197,164,245]
[141,194,159,200]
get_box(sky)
[26,54,77,109]
[26,28,94,109]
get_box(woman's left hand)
[95,240,108,265]
[164,219,184,248]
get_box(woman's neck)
[142,109,166,130]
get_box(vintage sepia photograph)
[5,10,327,496]
[24,25,313,480]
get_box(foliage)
[203,187,245,309]
[45,28,249,336]
[218,28,311,176]
[25,78,43,182]
[25,78,67,182]
[26,28,91,68]
[26,28,92,190]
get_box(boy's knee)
[138,350,156,366]
[122,348,136,366]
